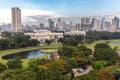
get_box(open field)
[85,39,120,51]
[0,44,62,67]
[41,49,58,53]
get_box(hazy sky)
[0,0,120,23]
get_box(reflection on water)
[2,50,48,60]
[27,50,47,58]
[105,41,120,44]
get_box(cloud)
[22,9,55,16]
[0,0,57,23]
[0,8,56,23]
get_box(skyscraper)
[86,17,90,24]
[101,17,106,29]
[75,23,81,31]
[81,18,86,24]
[12,7,22,32]
[92,18,101,31]
[56,18,63,30]
[112,16,119,30]
[48,19,54,31]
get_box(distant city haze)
[0,0,120,23]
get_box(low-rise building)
[24,30,63,43]
[64,30,86,36]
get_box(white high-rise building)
[12,7,22,32]
[92,18,101,31]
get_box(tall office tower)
[112,16,119,30]
[105,21,111,29]
[48,19,54,31]
[40,23,44,30]
[12,7,22,32]
[56,18,63,30]
[75,23,81,31]
[81,18,86,24]
[86,17,90,24]
[92,18,101,31]
[101,17,106,29]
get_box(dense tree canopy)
[94,43,118,61]
[0,63,7,73]
[7,58,23,69]
[86,31,120,43]
[0,34,39,50]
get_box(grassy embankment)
[0,44,62,67]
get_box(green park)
[0,39,120,67]
[0,31,120,80]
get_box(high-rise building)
[75,23,81,31]
[12,7,22,32]
[92,18,101,31]
[101,17,106,29]
[56,19,63,30]
[86,17,90,24]
[105,21,111,29]
[81,18,86,24]
[112,16,119,30]
[81,17,91,24]
[48,19,54,31]
[40,23,44,30]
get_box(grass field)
[85,39,120,51]
[0,44,62,67]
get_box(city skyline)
[1,0,120,23]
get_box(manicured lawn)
[85,39,120,51]
[0,44,62,67]
[41,44,62,49]
[41,49,58,53]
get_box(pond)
[2,50,48,60]
[105,41,120,44]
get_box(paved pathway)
[74,66,92,77]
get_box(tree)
[63,39,79,46]
[45,39,52,45]
[92,61,109,70]
[38,60,67,80]
[94,43,118,61]
[7,58,23,69]
[77,46,92,56]
[18,69,37,80]
[95,43,111,50]
[98,69,115,80]
[58,38,64,43]
[30,39,39,46]
[0,69,38,80]
[58,46,76,57]
[0,63,7,73]
[28,59,49,72]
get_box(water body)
[2,50,48,60]
[105,41,120,44]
